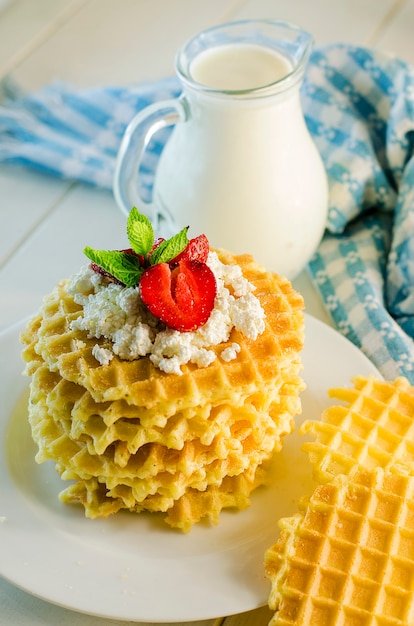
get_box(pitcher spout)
[176,19,314,98]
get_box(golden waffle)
[28,367,294,495]
[21,251,304,414]
[21,250,305,530]
[39,362,301,461]
[265,466,414,626]
[301,376,414,483]
[59,463,268,531]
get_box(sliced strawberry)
[140,258,217,332]
[170,234,209,266]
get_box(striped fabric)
[1,44,414,381]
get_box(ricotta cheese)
[69,251,265,375]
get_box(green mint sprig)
[83,247,144,286]
[149,227,189,265]
[84,207,189,287]
[126,206,155,259]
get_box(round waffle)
[266,376,414,624]
[265,466,414,626]
[301,375,414,482]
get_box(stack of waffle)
[21,250,305,531]
[265,376,414,625]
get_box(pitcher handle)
[113,97,188,234]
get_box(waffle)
[21,250,305,530]
[265,466,414,626]
[265,376,414,624]
[301,376,414,483]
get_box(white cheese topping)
[69,251,265,375]
[221,342,241,362]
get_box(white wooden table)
[1,1,413,625]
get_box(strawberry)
[85,207,216,331]
[140,258,217,332]
[170,234,209,265]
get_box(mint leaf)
[84,247,143,287]
[126,207,154,256]
[150,226,189,266]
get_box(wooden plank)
[10,0,243,89]
[0,165,71,269]
[0,0,87,80]
[223,606,274,626]
[230,0,397,47]
[372,0,414,64]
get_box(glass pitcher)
[113,20,328,279]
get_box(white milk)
[153,42,328,278]
[189,43,292,90]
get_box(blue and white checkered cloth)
[1,44,414,382]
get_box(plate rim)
[0,314,381,622]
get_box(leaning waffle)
[21,250,305,530]
[265,466,414,626]
[265,375,414,624]
[301,376,414,483]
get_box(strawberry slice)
[170,234,209,265]
[140,258,217,332]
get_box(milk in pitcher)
[190,43,292,90]
[153,41,328,278]
[114,21,328,279]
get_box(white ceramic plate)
[0,315,380,623]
